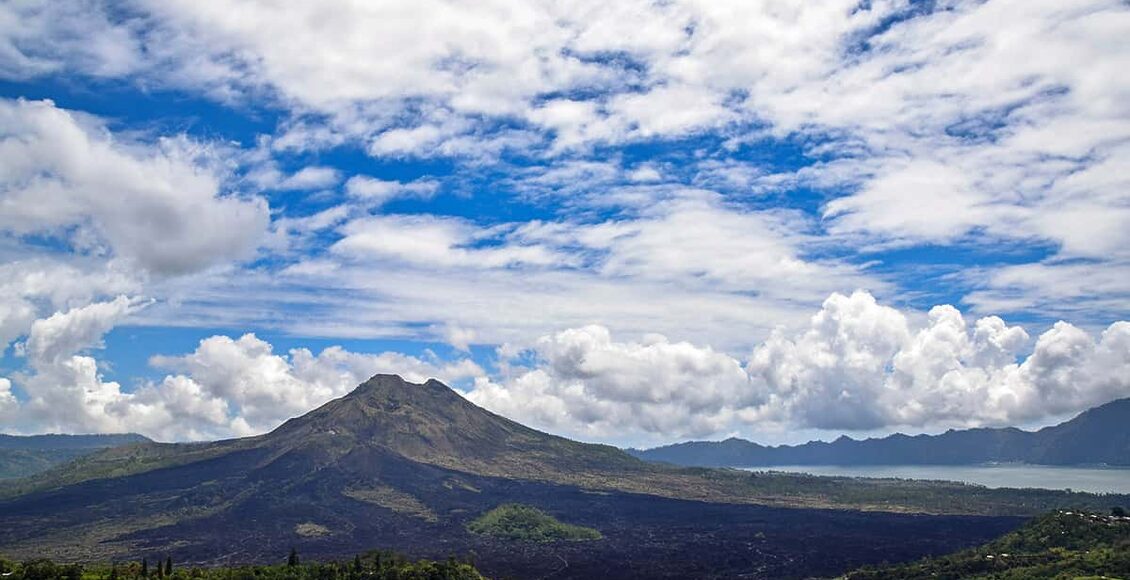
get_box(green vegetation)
[0,449,84,480]
[0,434,151,480]
[466,504,602,543]
[846,508,1130,579]
[0,550,484,580]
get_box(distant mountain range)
[0,433,150,479]
[1,375,1126,579]
[628,398,1130,468]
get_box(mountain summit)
[263,373,639,477]
[0,375,646,564]
[1,374,639,497]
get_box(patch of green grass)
[466,503,602,543]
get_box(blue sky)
[0,0,1127,446]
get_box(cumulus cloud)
[466,291,1130,444]
[11,296,153,435]
[5,306,486,440]
[21,295,148,366]
[0,257,140,351]
[146,333,486,436]
[0,98,270,275]
[0,378,16,419]
[3,290,1125,444]
[467,325,754,441]
[749,292,1130,432]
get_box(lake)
[738,464,1130,494]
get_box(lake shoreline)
[736,464,1130,494]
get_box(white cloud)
[331,214,566,269]
[0,0,143,80]
[344,176,439,205]
[0,378,16,419]
[441,324,477,352]
[0,0,895,154]
[4,306,486,439]
[3,2,1125,315]
[747,291,1130,431]
[0,257,140,351]
[747,290,912,430]
[0,98,270,275]
[466,325,754,442]
[964,259,1130,321]
[9,296,157,436]
[275,166,340,191]
[465,291,1130,444]
[148,333,483,435]
[115,189,880,356]
[3,290,1124,445]
[627,164,663,183]
[21,295,147,366]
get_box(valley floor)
[2,477,1024,580]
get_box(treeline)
[0,549,485,580]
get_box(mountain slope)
[0,433,151,479]
[1,375,1127,578]
[0,375,639,499]
[265,375,640,477]
[846,510,1130,579]
[630,398,1130,467]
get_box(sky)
[0,0,1128,447]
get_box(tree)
[165,556,173,576]
[1112,506,1127,517]
[287,547,299,567]
[141,559,149,578]
[20,559,61,580]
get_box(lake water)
[738,464,1130,494]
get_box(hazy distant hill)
[1,375,1125,579]
[0,433,151,479]
[629,398,1130,467]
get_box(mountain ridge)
[628,397,1130,467]
[0,433,152,480]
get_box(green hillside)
[846,509,1130,579]
[467,504,602,542]
[0,434,152,480]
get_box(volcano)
[0,375,1084,578]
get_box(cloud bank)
[469,291,1130,445]
[3,291,1125,445]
